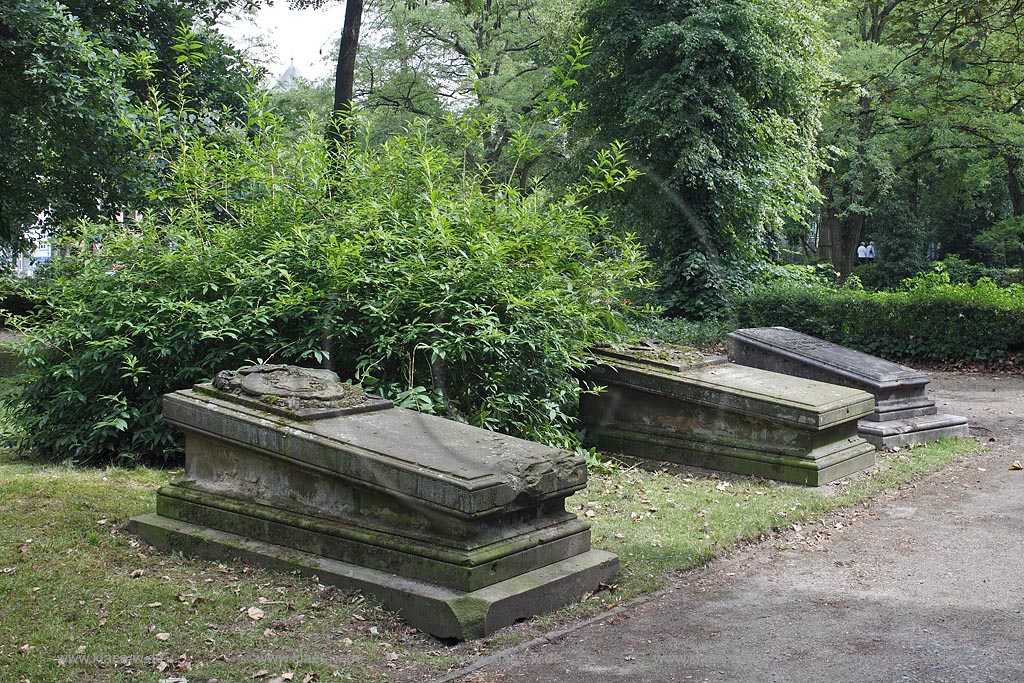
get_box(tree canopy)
[818,1,1024,280]
[573,0,832,317]
[0,0,259,246]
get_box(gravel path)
[440,372,1024,683]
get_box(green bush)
[930,255,1018,287]
[853,255,1019,292]
[734,271,1024,362]
[629,316,732,350]
[15,103,651,465]
[0,273,42,325]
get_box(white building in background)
[14,232,51,277]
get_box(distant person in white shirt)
[866,241,876,262]
[857,242,868,264]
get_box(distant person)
[857,242,867,264]
[866,241,876,262]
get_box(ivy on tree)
[573,0,831,318]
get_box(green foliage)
[14,92,651,464]
[973,216,1024,276]
[0,0,260,245]
[854,255,1019,292]
[817,1,1024,276]
[629,316,732,351]
[0,273,42,325]
[356,1,593,191]
[935,255,1020,287]
[575,0,831,318]
[735,272,1024,362]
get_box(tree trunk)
[1005,155,1024,282]
[817,186,839,264]
[329,0,364,144]
[1006,155,1024,217]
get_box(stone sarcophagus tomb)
[580,345,876,486]
[130,365,618,640]
[727,327,969,448]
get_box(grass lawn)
[0,436,981,683]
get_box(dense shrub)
[14,103,651,465]
[848,263,889,291]
[0,274,41,325]
[734,271,1024,362]
[853,256,1019,292]
[930,255,1018,287]
[630,316,732,350]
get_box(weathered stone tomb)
[580,345,876,485]
[727,327,969,448]
[130,365,618,640]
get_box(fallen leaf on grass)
[130,569,145,578]
[155,633,170,641]
[271,613,306,631]
[252,670,271,679]
[1010,461,1022,471]
[247,607,266,621]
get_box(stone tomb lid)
[164,366,585,517]
[728,327,929,390]
[587,347,874,429]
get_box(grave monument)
[580,344,876,485]
[728,327,969,448]
[130,365,618,640]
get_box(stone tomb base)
[856,413,971,449]
[728,327,970,449]
[132,514,616,641]
[130,365,618,640]
[581,347,876,486]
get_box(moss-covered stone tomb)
[580,344,876,486]
[728,327,969,448]
[130,365,618,640]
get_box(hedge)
[733,274,1024,363]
